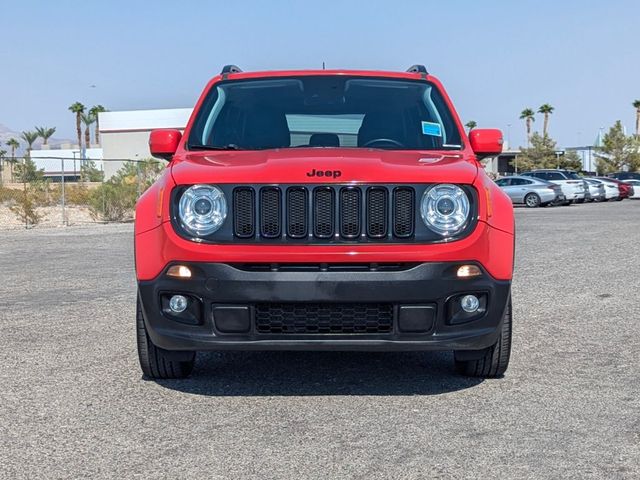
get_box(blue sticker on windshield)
[422,121,442,137]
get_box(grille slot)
[260,187,281,238]
[339,188,361,238]
[393,187,415,238]
[366,187,388,238]
[233,188,255,238]
[313,187,335,238]
[255,303,394,334]
[286,187,308,238]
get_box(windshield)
[188,76,463,151]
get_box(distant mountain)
[0,123,74,154]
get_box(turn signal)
[457,265,482,278]
[166,265,192,278]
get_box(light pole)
[555,151,563,169]
[506,123,512,149]
[72,151,78,180]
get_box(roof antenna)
[322,61,325,70]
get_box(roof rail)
[221,65,243,78]
[406,64,428,76]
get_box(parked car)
[495,176,564,207]
[607,171,640,181]
[585,177,619,201]
[622,179,640,199]
[135,64,515,379]
[596,177,631,200]
[521,169,586,205]
[583,178,606,202]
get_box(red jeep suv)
[135,65,514,379]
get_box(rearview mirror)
[469,129,503,159]
[149,129,182,160]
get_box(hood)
[170,148,478,185]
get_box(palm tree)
[6,138,20,182]
[89,105,107,145]
[465,120,477,131]
[633,100,640,137]
[35,126,57,146]
[20,131,39,153]
[81,113,96,148]
[538,104,554,137]
[6,138,19,160]
[68,102,85,148]
[0,149,6,185]
[519,108,535,146]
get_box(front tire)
[454,296,512,378]
[137,294,195,379]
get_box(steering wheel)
[361,138,405,148]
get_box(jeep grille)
[232,185,415,242]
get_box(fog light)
[460,294,480,313]
[457,265,482,278]
[167,265,192,278]
[169,295,188,313]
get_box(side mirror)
[469,129,503,159]
[149,129,182,160]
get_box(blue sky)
[0,0,638,148]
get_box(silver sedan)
[495,175,564,207]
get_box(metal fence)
[0,156,165,229]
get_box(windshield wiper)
[189,144,243,151]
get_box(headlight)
[178,185,227,236]
[420,184,470,236]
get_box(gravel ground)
[1,201,639,479]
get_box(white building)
[31,147,104,180]
[99,108,192,178]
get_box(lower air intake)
[255,303,393,334]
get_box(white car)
[623,179,640,199]
[521,170,586,204]
[585,177,620,200]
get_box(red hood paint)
[170,148,478,185]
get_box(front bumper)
[138,262,511,352]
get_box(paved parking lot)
[1,201,639,479]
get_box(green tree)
[538,104,554,137]
[594,120,640,173]
[80,160,104,182]
[511,132,558,171]
[80,113,95,147]
[558,150,583,171]
[465,120,477,131]
[633,99,640,137]
[35,126,56,145]
[14,157,45,183]
[20,130,39,153]
[519,108,535,146]
[68,102,85,148]
[89,105,107,145]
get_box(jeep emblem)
[306,168,342,179]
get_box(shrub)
[88,159,164,222]
[88,181,137,222]
[9,186,45,226]
[0,186,23,204]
